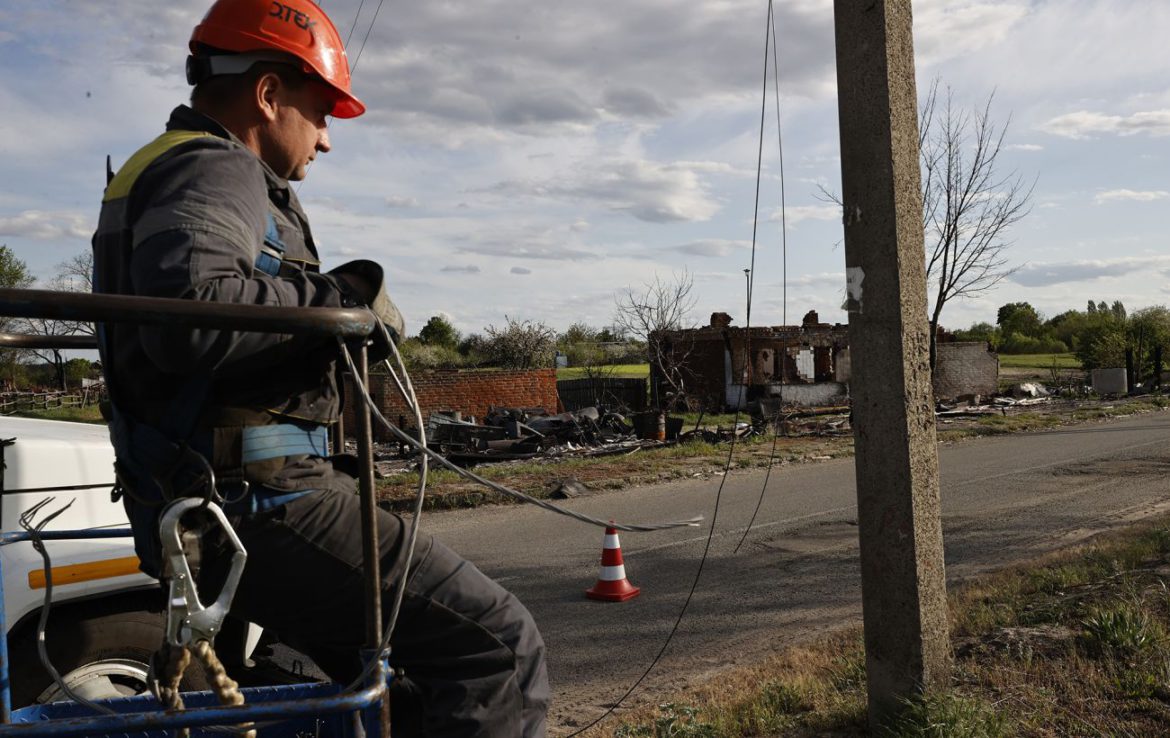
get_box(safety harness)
[99,128,328,578]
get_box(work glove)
[329,260,406,360]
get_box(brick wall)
[933,342,999,401]
[343,368,559,440]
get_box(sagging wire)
[735,0,791,555]
[20,497,117,717]
[565,4,785,732]
[296,0,384,192]
[342,0,369,50]
[347,0,386,77]
[338,329,702,534]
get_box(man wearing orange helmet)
[91,0,549,735]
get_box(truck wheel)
[9,607,210,707]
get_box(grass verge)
[596,516,1170,737]
[997,352,1081,370]
[557,364,651,380]
[11,405,105,424]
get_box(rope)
[157,640,255,738]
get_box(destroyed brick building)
[651,311,851,411]
[932,341,999,401]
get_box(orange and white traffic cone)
[585,525,641,602]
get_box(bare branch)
[920,79,1033,367]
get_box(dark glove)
[329,260,406,345]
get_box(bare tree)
[613,270,698,410]
[819,80,1033,368]
[16,251,95,390]
[920,80,1033,367]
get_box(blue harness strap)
[255,212,287,277]
[242,424,330,463]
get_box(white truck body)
[1,415,152,632]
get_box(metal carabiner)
[159,497,247,647]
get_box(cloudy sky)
[0,0,1167,337]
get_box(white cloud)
[1011,255,1170,287]
[674,239,749,257]
[511,266,532,275]
[1040,109,1170,139]
[385,196,419,209]
[488,158,720,223]
[769,204,840,225]
[914,1,1030,66]
[1095,190,1169,204]
[1006,143,1043,151]
[440,265,481,274]
[0,210,91,241]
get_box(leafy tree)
[1111,300,1127,322]
[418,314,459,349]
[398,337,465,371]
[1047,310,1092,351]
[0,245,34,292]
[557,322,607,368]
[996,302,1042,338]
[0,246,34,389]
[483,317,556,370]
[953,321,999,347]
[1086,300,1097,314]
[1127,306,1170,383]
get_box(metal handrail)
[0,289,376,338]
[0,287,387,734]
[0,335,97,351]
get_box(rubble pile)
[421,405,647,465]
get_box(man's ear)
[255,72,282,122]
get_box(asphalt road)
[418,411,1170,733]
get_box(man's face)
[261,77,334,181]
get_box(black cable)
[565,5,780,732]
[735,0,792,555]
[348,0,386,76]
[343,0,369,50]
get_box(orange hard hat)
[190,0,365,118]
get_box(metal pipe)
[0,289,375,339]
[355,344,382,648]
[1,538,11,722]
[0,335,97,351]
[0,529,134,546]
[353,343,389,734]
[0,664,389,736]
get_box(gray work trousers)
[203,487,550,737]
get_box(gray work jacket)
[93,105,355,495]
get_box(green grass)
[604,516,1170,738]
[998,352,1081,369]
[557,364,649,380]
[12,405,106,424]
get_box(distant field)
[556,364,650,380]
[998,352,1081,370]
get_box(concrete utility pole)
[832,0,951,727]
